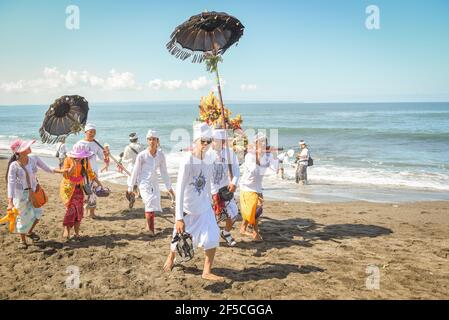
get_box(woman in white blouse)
[6,139,66,249]
[128,129,175,236]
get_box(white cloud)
[104,69,141,90]
[147,76,215,91]
[0,68,221,95]
[241,84,257,91]
[185,76,210,90]
[148,79,163,90]
[164,80,183,90]
[0,67,141,93]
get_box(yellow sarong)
[240,191,259,225]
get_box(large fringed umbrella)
[39,95,89,144]
[39,95,130,175]
[166,11,245,178]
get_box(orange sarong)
[240,191,260,225]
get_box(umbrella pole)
[214,65,234,180]
[93,140,131,176]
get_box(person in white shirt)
[73,123,107,218]
[128,129,175,236]
[207,128,240,247]
[239,133,279,241]
[56,137,67,169]
[163,123,223,282]
[295,140,310,185]
[6,139,66,249]
[122,132,144,185]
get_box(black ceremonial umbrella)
[166,11,245,178]
[39,95,89,144]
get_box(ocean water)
[1,102,448,203]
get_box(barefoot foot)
[202,273,225,282]
[163,255,175,272]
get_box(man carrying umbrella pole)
[73,123,107,218]
[207,128,240,246]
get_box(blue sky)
[1,0,448,104]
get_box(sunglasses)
[200,138,212,145]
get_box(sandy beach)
[0,159,448,300]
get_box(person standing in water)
[295,140,310,185]
[163,123,223,281]
[128,129,175,236]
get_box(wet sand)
[0,159,448,299]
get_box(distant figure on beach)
[163,123,223,281]
[100,143,111,173]
[73,123,107,218]
[128,129,175,236]
[60,144,103,242]
[239,133,279,241]
[207,128,240,247]
[121,132,144,206]
[295,140,310,185]
[6,139,66,249]
[55,137,67,169]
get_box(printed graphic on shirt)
[213,162,225,185]
[190,170,206,195]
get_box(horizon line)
[1,100,449,107]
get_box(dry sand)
[0,159,448,299]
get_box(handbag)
[80,159,93,196]
[218,185,234,202]
[308,157,314,167]
[18,161,48,208]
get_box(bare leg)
[239,220,253,236]
[202,248,224,281]
[28,219,39,234]
[74,223,80,236]
[163,251,176,272]
[225,217,234,233]
[63,226,71,240]
[19,233,27,245]
[239,220,248,234]
[252,220,263,241]
[145,212,155,236]
[89,208,96,218]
